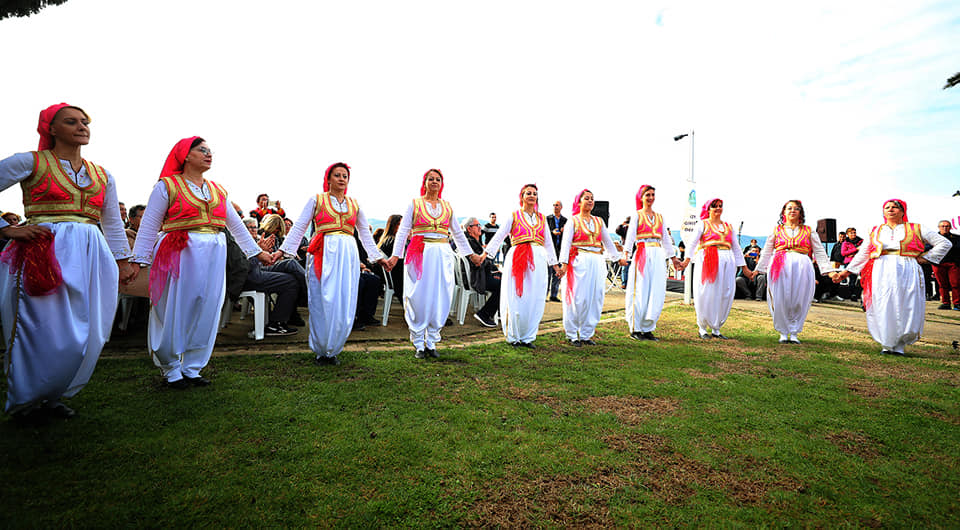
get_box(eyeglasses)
[194,146,213,156]
[469,224,480,228]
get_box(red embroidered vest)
[21,150,107,222]
[571,215,603,248]
[510,210,546,245]
[409,198,452,237]
[159,175,228,232]
[635,211,664,240]
[312,193,358,235]
[773,225,812,256]
[697,221,733,251]
[867,223,925,258]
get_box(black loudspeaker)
[593,200,609,226]
[817,218,837,243]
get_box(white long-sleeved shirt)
[755,226,831,273]
[621,211,676,260]
[558,216,620,263]
[846,224,952,274]
[280,194,383,263]
[483,210,559,266]
[391,199,475,259]
[0,151,131,259]
[130,179,261,264]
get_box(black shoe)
[938,303,952,310]
[642,332,659,342]
[779,338,790,344]
[630,332,644,341]
[445,318,453,326]
[352,321,367,331]
[11,407,47,425]
[521,342,535,349]
[714,334,731,340]
[581,339,597,346]
[880,349,892,355]
[315,356,340,365]
[44,401,76,418]
[511,342,522,348]
[265,322,297,336]
[425,348,439,358]
[474,313,497,328]
[184,376,211,387]
[165,378,190,389]
[570,339,582,347]
[415,350,426,359]
[288,313,306,327]
[549,296,561,302]
[700,332,712,340]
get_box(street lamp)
[675,130,696,304]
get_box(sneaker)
[642,332,659,341]
[414,350,425,359]
[831,296,845,302]
[473,313,498,328]
[954,305,960,311]
[938,303,951,310]
[265,322,297,336]
[289,312,306,327]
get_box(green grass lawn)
[2,305,959,527]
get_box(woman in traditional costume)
[834,199,951,355]
[384,169,482,358]
[0,103,138,419]
[280,163,387,365]
[558,189,622,345]
[680,198,746,339]
[482,184,560,347]
[622,185,683,341]
[132,137,270,387]
[752,200,831,344]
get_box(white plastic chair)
[381,269,395,326]
[456,255,490,325]
[237,290,268,340]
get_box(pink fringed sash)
[768,250,786,283]
[307,232,325,281]
[0,232,62,296]
[406,235,425,280]
[860,259,876,311]
[701,246,719,284]
[564,247,578,304]
[148,230,189,305]
[511,242,534,298]
[634,243,647,276]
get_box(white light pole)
[675,130,696,305]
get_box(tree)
[945,72,960,90]
[1,0,70,21]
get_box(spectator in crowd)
[934,220,960,310]
[743,238,761,267]
[284,216,308,267]
[118,201,128,227]
[2,211,22,225]
[841,227,863,301]
[735,266,766,301]
[483,212,499,245]
[463,216,500,328]
[830,231,846,268]
[546,201,566,302]
[615,216,631,288]
[834,199,951,355]
[0,102,137,420]
[258,213,285,253]
[242,245,308,336]
[353,231,385,331]
[376,214,403,301]
[249,193,286,222]
[125,204,145,248]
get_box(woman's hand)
[384,256,399,271]
[117,259,139,285]
[917,257,930,265]
[618,258,628,267]
[270,250,284,263]
[258,234,275,252]
[376,258,392,272]
[469,254,484,266]
[0,224,51,242]
[256,251,275,266]
[557,263,567,276]
[670,257,682,270]
[833,270,850,284]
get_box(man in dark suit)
[463,217,501,327]
[546,200,566,302]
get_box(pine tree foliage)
[0,0,70,20]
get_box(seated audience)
[463,217,501,327]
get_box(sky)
[1,0,959,239]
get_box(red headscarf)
[635,184,654,210]
[159,136,201,179]
[571,189,590,216]
[37,103,90,151]
[420,169,444,198]
[324,162,351,193]
[882,199,908,223]
[518,183,539,209]
[700,198,721,220]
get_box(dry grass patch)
[582,396,682,426]
[824,430,884,460]
[844,379,889,399]
[853,362,960,386]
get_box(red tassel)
[306,232,326,282]
[405,235,425,280]
[511,242,534,297]
[769,250,786,283]
[565,247,579,304]
[149,230,190,305]
[701,246,719,284]
[634,242,647,276]
[860,259,875,311]
[0,232,62,296]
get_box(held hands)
[469,253,484,266]
[377,258,393,272]
[384,256,399,271]
[556,263,566,277]
[618,258,628,267]
[832,270,850,284]
[117,259,139,285]
[0,224,52,242]
[256,251,276,266]
[671,257,685,271]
